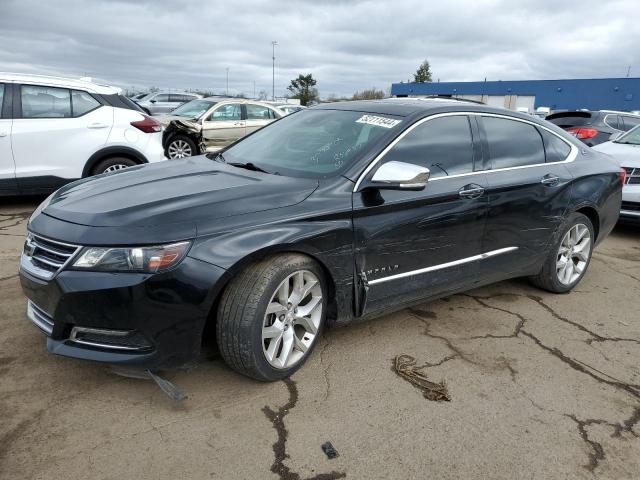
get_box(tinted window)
[0,84,4,117]
[604,114,620,130]
[621,115,640,131]
[540,129,571,163]
[546,112,592,128]
[247,104,277,120]
[382,116,474,178]
[154,94,169,102]
[208,104,241,121]
[21,85,71,118]
[483,117,544,169]
[72,90,100,116]
[101,94,144,112]
[169,94,191,103]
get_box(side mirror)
[150,99,157,104]
[368,161,430,191]
[609,131,623,141]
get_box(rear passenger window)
[246,104,275,120]
[483,117,544,169]
[21,85,71,118]
[72,90,100,116]
[382,115,475,178]
[540,129,571,163]
[604,114,620,130]
[155,94,169,102]
[622,116,640,131]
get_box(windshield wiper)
[228,161,273,174]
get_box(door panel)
[354,175,488,315]
[478,115,574,279]
[12,84,112,184]
[201,103,245,149]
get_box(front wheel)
[530,212,594,293]
[216,254,327,381]
[166,135,197,159]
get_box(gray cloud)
[0,0,637,97]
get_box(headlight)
[72,241,191,273]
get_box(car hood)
[42,156,318,230]
[154,115,199,127]
[593,141,640,167]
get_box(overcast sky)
[1,0,638,98]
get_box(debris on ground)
[322,441,339,459]
[393,354,451,402]
[147,370,188,402]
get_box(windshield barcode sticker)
[355,115,401,129]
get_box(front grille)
[22,233,80,280]
[27,301,54,335]
[623,167,640,185]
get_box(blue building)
[390,77,640,112]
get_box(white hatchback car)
[0,73,165,195]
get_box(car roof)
[312,97,530,118]
[0,72,120,94]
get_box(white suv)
[0,73,165,195]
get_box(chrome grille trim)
[623,167,639,185]
[21,233,81,280]
[27,301,54,335]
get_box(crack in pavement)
[409,292,640,473]
[566,415,607,472]
[592,255,640,283]
[319,338,332,402]
[262,378,346,480]
[0,273,18,282]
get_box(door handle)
[458,184,485,199]
[233,122,245,126]
[87,123,109,129]
[540,174,560,186]
[0,131,7,137]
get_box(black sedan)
[19,99,623,381]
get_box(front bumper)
[20,255,228,370]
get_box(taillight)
[620,168,626,186]
[567,127,599,140]
[130,115,162,133]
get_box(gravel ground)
[1,198,638,480]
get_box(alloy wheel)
[556,223,591,285]
[262,270,322,369]
[167,140,192,159]
[103,164,130,173]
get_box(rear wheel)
[530,212,594,293]
[91,157,138,176]
[166,136,197,159]
[216,254,327,381]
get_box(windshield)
[615,124,640,145]
[170,99,216,118]
[220,109,403,178]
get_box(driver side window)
[381,115,475,178]
[208,104,242,121]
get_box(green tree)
[287,74,319,106]
[352,88,385,100]
[413,60,433,83]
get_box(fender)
[82,146,149,177]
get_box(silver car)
[157,98,284,158]
[136,92,202,115]
[593,125,640,222]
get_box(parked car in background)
[135,91,201,115]
[593,125,640,222]
[546,110,640,146]
[129,93,148,101]
[276,104,306,115]
[20,99,622,381]
[0,73,165,195]
[158,98,283,158]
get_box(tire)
[166,135,197,159]
[216,254,327,381]
[91,157,138,176]
[530,212,595,293]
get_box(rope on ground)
[393,354,451,402]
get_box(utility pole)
[226,67,229,96]
[626,65,631,78]
[271,40,278,101]
[253,80,256,99]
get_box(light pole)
[226,67,229,96]
[271,40,278,101]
